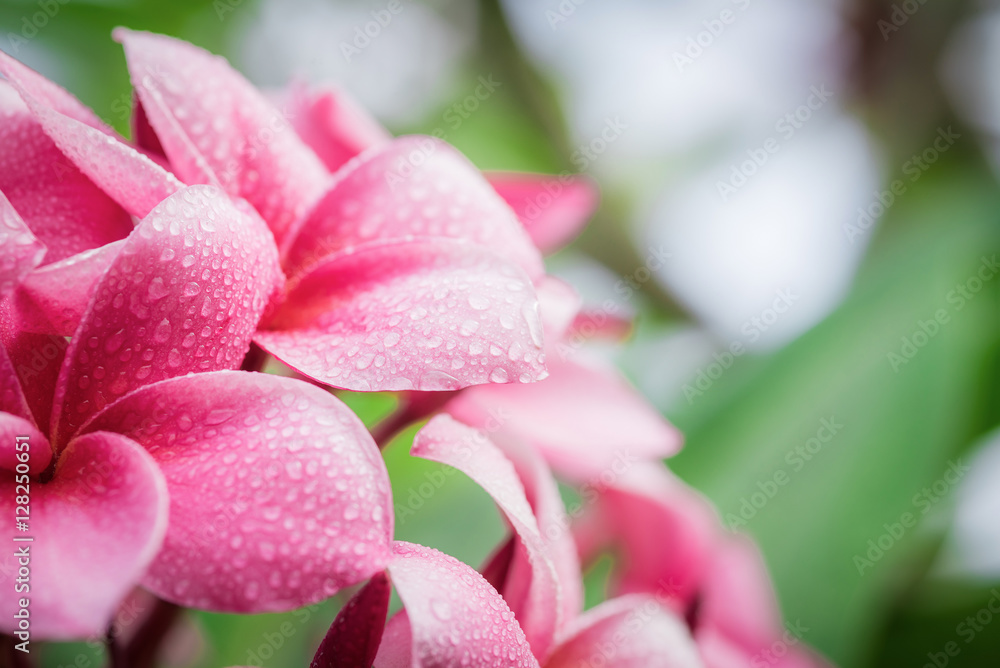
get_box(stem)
[122,599,182,668]
[370,391,457,449]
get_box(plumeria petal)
[0,188,45,296]
[13,240,126,336]
[536,277,582,344]
[413,415,561,659]
[0,82,131,265]
[50,185,282,448]
[311,571,391,668]
[283,81,391,173]
[486,172,597,254]
[81,371,393,612]
[281,136,544,281]
[0,305,67,434]
[115,29,330,243]
[446,356,680,482]
[256,239,546,392]
[0,430,168,639]
[0,412,50,474]
[0,341,32,421]
[545,595,703,668]
[0,49,110,130]
[12,84,183,219]
[574,463,718,611]
[373,542,540,668]
[497,436,584,635]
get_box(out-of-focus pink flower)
[576,462,831,668]
[305,417,702,668]
[0,186,393,638]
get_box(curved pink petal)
[0,49,109,131]
[498,436,584,635]
[0,412,51,474]
[81,371,393,612]
[256,239,546,392]
[374,541,540,668]
[486,172,597,254]
[13,86,183,219]
[115,29,330,244]
[413,415,560,658]
[283,81,391,173]
[0,188,45,296]
[697,536,783,656]
[312,571,391,668]
[0,81,132,265]
[51,185,282,448]
[446,356,680,482]
[545,595,702,668]
[0,430,168,639]
[0,342,32,421]
[13,240,126,336]
[574,463,718,611]
[281,136,543,281]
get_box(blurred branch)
[475,0,688,319]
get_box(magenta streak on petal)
[80,371,393,613]
[256,238,547,392]
[50,185,282,449]
[486,172,598,255]
[281,136,543,281]
[378,541,540,668]
[413,416,561,659]
[114,29,330,245]
[0,430,168,640]
[0,303,66,435]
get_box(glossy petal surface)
[82,371,394,612]
[282,137,543,280]
[376,542,540,668]
[51,185,282,447]
[0,431,168,639]
[257,239,546,391]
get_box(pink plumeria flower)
[299,416,702,668]
[111,29,598,391]
[575,462,832,668]
[0,186,393,638]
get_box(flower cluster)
[0,31,830,668]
